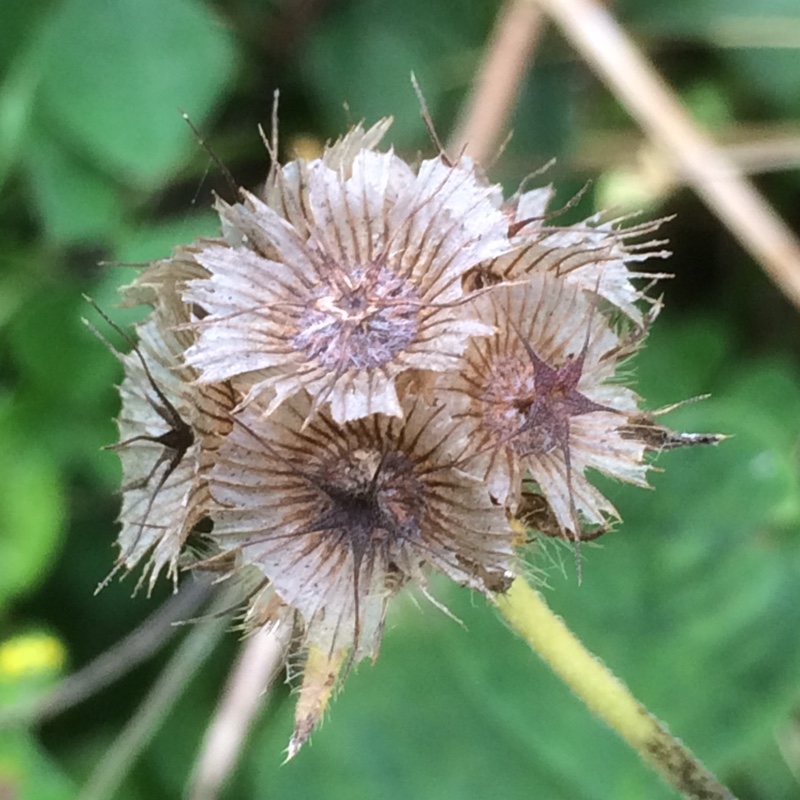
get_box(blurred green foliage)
[1,0,799,798]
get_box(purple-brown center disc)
[292,266,420,369]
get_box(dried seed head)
[207,392,514,659]
[473,184,672,326]
[444,275,649,534]
[260,117,396,238]
[182,123,507,423]
[95,294,235,594]
[290,263,421,370]
[118,244,212,313]
[94,108,724,757]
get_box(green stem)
[495,574,737,800]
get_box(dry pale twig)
[0,579,212,729]
[573,123,800,180]
[77,588,233,800]
[532,0,800,309]
[449,0,544,163]
[187,623,291,800]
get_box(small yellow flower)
[0,633,66,680]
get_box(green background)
[1,0,800,798]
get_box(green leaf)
[7,289,120,406]
[36,0,237,188]
[574,323,800,774]
[0,13,53,190]
[630,315,734,404]
[114,213,222,265]
[0,436,64,607]
[5,288,122,484]
[23,124,124,244]
[301,0,492,149]
[504,58,582,168]
[723,48,800,115]
[241,585,673,800]
[303,13,439,150]
[618,0,800,38]
[0,0,51,71]
[0,729,75,800]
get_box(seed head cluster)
[99,116,695,753]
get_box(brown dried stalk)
[449,0,544,163]
[533,0,800,309]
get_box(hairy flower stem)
[495,553,737,800]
